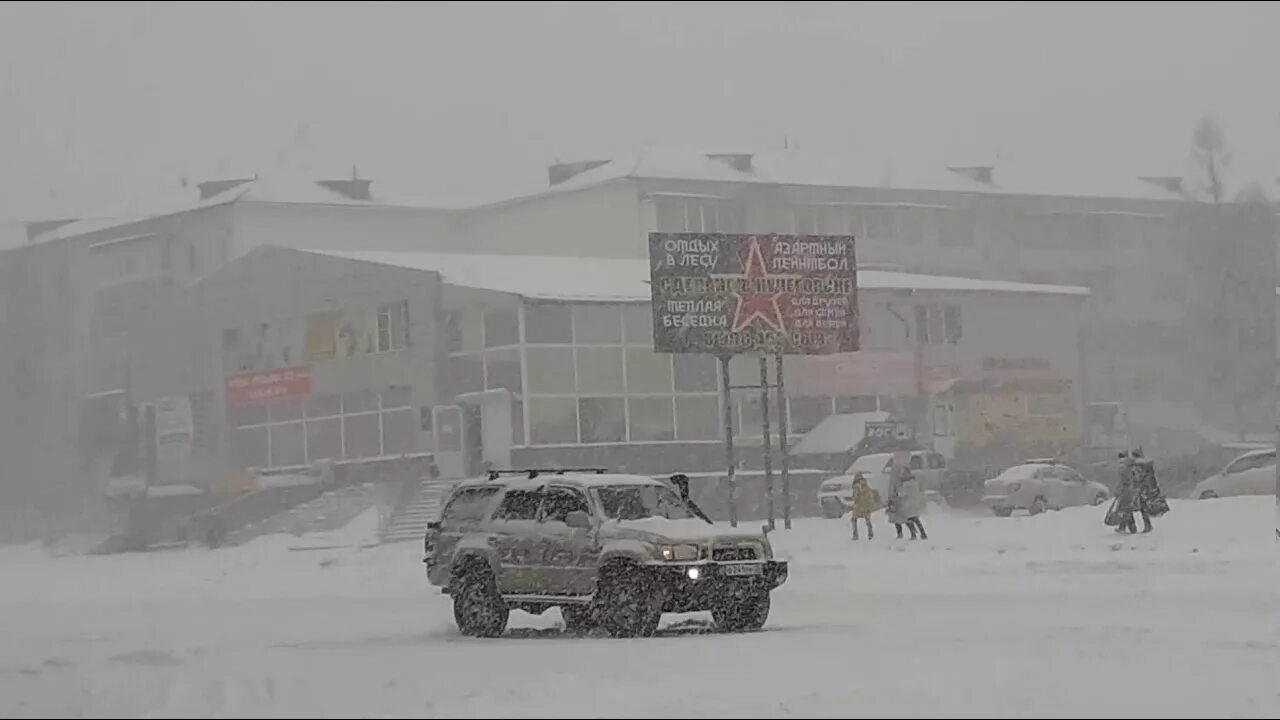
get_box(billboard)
[225,366,312,406]
[649,233,859,355]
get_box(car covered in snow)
[982,461,1111,516]
[423,470,788,638]
[1192,447,1276,499]
[817,450,948,518]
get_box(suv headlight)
[660,544,701,562]
[1007,482,1021,492]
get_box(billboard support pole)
[759,356,775,531]
[775,353,792,530]
[720,354,738,527]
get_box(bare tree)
[1189,114,1231,204]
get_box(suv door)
[537,485,599,596]
[490,488,544,594]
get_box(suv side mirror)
[565,511,592,529]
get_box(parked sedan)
[1192,448,1276,499]
[982,462,1111,517]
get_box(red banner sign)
[226,366,312,406]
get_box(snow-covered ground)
[1,499,1276,718]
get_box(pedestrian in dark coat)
[1114,451,1152,534]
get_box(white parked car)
[982,462,1110,517]
[1192,448,1276,499]
[817,450,948,519]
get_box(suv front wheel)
[713,591,771,632]
[595,564,665,638]
[452,564,509,638]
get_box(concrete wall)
[459,181,645,257]
[230,202,466,256]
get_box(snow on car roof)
[999,464,1049,477]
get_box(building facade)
[121,247,1086,488]
[1,152,1273,531]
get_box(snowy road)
[1,498,1276,718]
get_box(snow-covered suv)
[423,470,788,638]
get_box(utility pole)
[760,357,775,530]
[719,355,737,527]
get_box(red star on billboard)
[730,239,788,333]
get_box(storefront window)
[626,348,673,393]
[628,397,675,441]
[526,347,575,393]
[525,303,572,344]
[381,409,418,455]
[529,397,578,445]
[233,426,268,468]
[573,305,622,344]
[674,354,719,392]
[622,305,654,345]
[449,355,485,396]
[343,413,380,458]
[269,422,305,467]
[675,396,720,441]
[485,349,523,394]
[484,307,520,347]
[579,397,626,443]
[575,347,624,394]
[305,418,341,462]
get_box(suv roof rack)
[487,467,608,481]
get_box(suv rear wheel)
[452,564,508,638]
[713,591,771,632]
[595,564,665,638]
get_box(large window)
[674,354,718,392]
[626,348,673,393]
[484,308,520,348]
[230,385,422,469]
[474,300,731,447]
[579,397,626,443]
[573,305,622,344]
[529,397,578,445]
[485,349,522,394]
[526,347,576,393]
[629,397,675,441]
[653,197,744,234]
[915,304,963,345]
[376,301,410,352]
[525,304,573,344]
[675,396,721,441]
[575,347,624,393]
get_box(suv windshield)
[594,485,694,521]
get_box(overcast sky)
[3,1,1280,224]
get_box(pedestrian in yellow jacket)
[850,472,880,541]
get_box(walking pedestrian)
[849,472,879,541]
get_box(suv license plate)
[722,564,762,577]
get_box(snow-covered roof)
[525,148,1210,203]
[22,174,449,246]
[304,248,1091,300]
